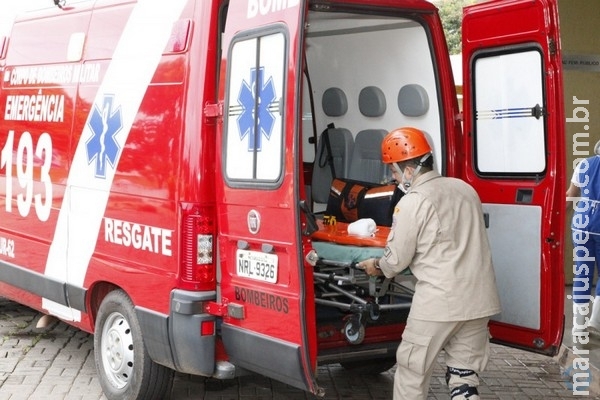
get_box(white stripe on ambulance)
[104,217,173,256]
[42,0,187,321]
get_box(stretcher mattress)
[311,240,384,263]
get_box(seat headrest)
[322,87,348,117]
[398,84,429,117]
[359,86,386,117]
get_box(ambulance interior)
[301,8,443,368]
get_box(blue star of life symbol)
[85,95,123,179]
[237,67,277,152]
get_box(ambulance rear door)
[461,0,565,355]
[215,0,319,394]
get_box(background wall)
[558,0,600,283]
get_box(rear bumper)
[137,289,217,376]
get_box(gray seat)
[312,88,354,204]
[348,86,389,184]
[348,129,388,183]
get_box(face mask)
[399,167,414,194]
[394,153,432,194]
[392,164,412,194]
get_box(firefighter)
[566,140,600,341]
[358,127,501,400]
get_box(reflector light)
[201,320,215,336]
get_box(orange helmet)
[381,127,431,164]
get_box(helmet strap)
[416,153,432,166]
[411,153,431,178]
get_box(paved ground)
[0,297,596,400]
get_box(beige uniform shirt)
[378,170,501,322]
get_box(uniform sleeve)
[378,193,423,278]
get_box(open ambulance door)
[461,0,565,355]
[215,0,319,394]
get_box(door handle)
[516,188,533,204]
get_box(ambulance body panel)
[1,0,219,384]
[0,0,565,398]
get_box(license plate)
[236,249,278,283]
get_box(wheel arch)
[87,281,121,332]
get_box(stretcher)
[311,220,414,344]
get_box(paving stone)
[0,296,599,399]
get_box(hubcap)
[101,312,134,389]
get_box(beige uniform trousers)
[394,317,491,400]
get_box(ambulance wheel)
[94,290,174,400]
[340,358,396,375]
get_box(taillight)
[180,203,215,291]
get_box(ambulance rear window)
[472,48,546,176]
[223,28,286,186]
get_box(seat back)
[312,88,354,204]
[348,86,389,183]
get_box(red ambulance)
[0,0,565,398]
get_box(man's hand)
[357,258,383,277]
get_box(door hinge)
[206,301,245,319]
[204,102,223,118]
[548,38,557,57]
[206,301,227,316]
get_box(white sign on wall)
[562,54,600,72]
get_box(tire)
[340,358,396,375]
[94,290,174,400]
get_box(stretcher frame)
[311,220,414,344]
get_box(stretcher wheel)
[368,304,380,322]
[343,319,365,344]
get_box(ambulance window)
[0,36,6,59]
[224,30,286,185]
[472,48,546,175]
